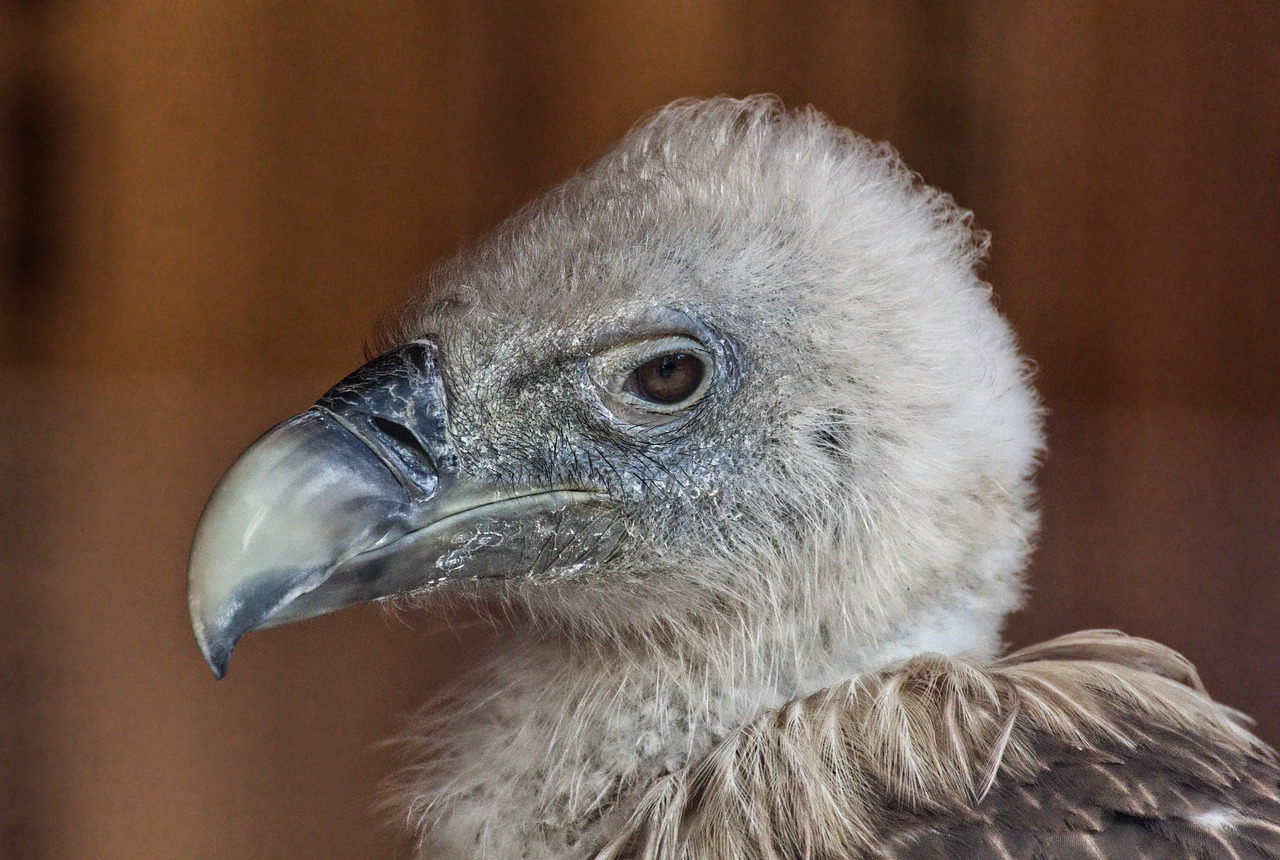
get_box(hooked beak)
[188,341,611,678]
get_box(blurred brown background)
[2,3,1277,858]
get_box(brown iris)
[629,352,706,405]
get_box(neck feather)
[400,594,1004,859]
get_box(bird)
[187,96,1280,858]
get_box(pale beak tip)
[207,652,230,681]
[192,617,234,679]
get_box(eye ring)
[588,334,717,427]
[627,352,706,406]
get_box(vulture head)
[191,96,1040,674]
[189,96,1052,854]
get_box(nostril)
[370,415,433,466]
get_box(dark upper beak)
[187,341,608,678]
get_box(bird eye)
[590,334,716,427]
[628,352,706,406]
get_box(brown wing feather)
[890,719,1280,859]
[594,631,1280,860]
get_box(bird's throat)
[402,596,1005,859]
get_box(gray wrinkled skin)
[317,340,455,496]
[430,303,763,585]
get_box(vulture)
[188,96,1280,858]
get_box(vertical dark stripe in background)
[2,3,61,857]
[6,80,58,307]
[3,25,63,362]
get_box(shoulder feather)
[595,631,1280,859]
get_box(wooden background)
[2,3,1277,858]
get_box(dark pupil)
[634,353,704,404]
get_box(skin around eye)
[587,334,717,427]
